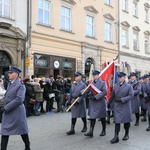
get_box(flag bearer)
[84,70,107,138]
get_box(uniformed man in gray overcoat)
[145,76,150,131]
[140,74,149,122]
[0,67,31,150]
[66,72,87,135]
[128,72,141,126]
[84,70,107,138]
[109,72,134,144]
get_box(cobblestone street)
[1,104,150,150]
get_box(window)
[122,0,127,11]
[122,29,128,47]
[133,2,137,16]
[86,15,94,37]
[145,37,149,52]
[145,8,149,22]
[61,6,71,31]
[105,22,112,42]
[133,33,138,50]
[105,0,111,6]
[38,0,50,26]
[0,0,11,18]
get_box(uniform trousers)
[1,134,30,150]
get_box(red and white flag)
[99,60,115,100]
[103,61,108,68]
[90,84,101,95]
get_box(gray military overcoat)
[1,78,29,135]
[88,78,107,119]
[140,82,148,110]
[109,81,134,124]
[68,80,86,118]
[128,80,141,113]
[146,81,150,115]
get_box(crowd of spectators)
[0,73,90,119]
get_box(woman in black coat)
[24,78,35,117]
[43,78,54,114]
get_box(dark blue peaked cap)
[117,72,126,77]
[130,72,137,77]
[74,72,82,76]
[92,70,100,75]
[143,74,149,79]
[8,66,21,74]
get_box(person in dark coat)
[24,78,35,117]
[66,72,87,135]
[43,78,54,114]
[140,74,149,122]
[128,72,141,126]
[109,72,134,144]
[145,76,150,131]
[0,67,31,150]
[56,76,66,112]
[84,70,107,138]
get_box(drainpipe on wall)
[25,0,32,76]
[118,0,121,72]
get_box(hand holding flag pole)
[66,83,91,112]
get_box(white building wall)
[119,0,150,75]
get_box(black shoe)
[141,118,147,122]
[25,148,31,150]
[146,126,150,131]
[40,110,45,113]
[139,113,143,116]
[122,134,129,141]
[110,136,119,144]
[81,127,87,132]
[106,119,110,124]
[66,130,75,135]
[134,122,139,126]
[52,107,56,109]
[100,130,106,136]
[84,131,93,138]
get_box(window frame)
[133,32,139,51]
[60,5,71,32]
[86,15,95,38]
[104,21,112,42]
[133,1,138,17]
[122,28,128,47]
[144,7,149,23]
[0,0,11,18]
[105,0,112,6]
[122,0,128,11]
[144,35,149,53]
[38,0,51,26]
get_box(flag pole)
[66,83,91,112]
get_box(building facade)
[27,0,118,79]
[0,0,27,76]
[119,0,150,76]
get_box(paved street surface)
[0,104,150,150]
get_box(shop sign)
[63,62,72,68]
[54,61,60,68]
[35,59,48,67]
